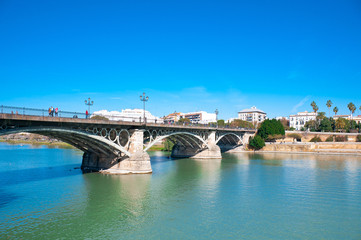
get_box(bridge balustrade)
[0,105,254,130]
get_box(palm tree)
[347,102,356,120]
[311,101,318,114]
[326,100,332,117]
[313,105,319,113]
[311,101,316,109]
[333,106,338,116]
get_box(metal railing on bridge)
[0,105,255,130]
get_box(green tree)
[249,135,265,151]
[257,119,285,141]
[279,118,290,130]
[347,102,356,120]
[333,106,338,116]
[335,118,350,132]
[319,117,333,132]
[350,120,357,130]
[178,118,191,124]
[317,112,326,121]
[305,120,318,132]
[326,100,333,117]
[217,119,225,127]
[230,119,254,129]
[163,139,174,151]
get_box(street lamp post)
[139,92,149,124]
[215,109,219,127]
[85,98,94,117]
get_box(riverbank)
[232,142,361,156]
[0,139,74,148]
[0,133,74,148]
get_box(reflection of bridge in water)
[0,112,255,174]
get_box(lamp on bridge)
[85,98,94,115]
[140,93,149,124]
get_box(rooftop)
[238,106,266,114]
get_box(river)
[0,143,360,239]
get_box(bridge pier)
[81,129,152,174]
[171,131,221,159]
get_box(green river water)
[0,143,360,239]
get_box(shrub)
[335,136,348,142]
[357,135,361,142]
[91,115,109,121]
[309,136,322,142]
[266,134,284,142]
[325,136,334,142]
[249,136,265,151]
[287,133,302,141]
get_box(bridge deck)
[0,113,256,133]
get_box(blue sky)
[1,0,361,119]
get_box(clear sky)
[1,0,361,119]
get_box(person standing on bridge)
[86,110,89,119]
[48,107,52,117]
[55,107,58,117]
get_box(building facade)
[289,111,316,130]
[238,106,267,125]
[163,111,217,124]
[163,112,182,124]
[92,109,161,123]
[182,111,216,124]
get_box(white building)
[238,106,267,125]
[289,111,316,130]
[333,115,361,124]
[92,109,161,123]
[275,116,289,121]
[163,111,217,124]
[182,111,217,124]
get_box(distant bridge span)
[0,113,255,174]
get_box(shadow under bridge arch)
[216,133,243,146]
[0,127,132,157]
[143,131,210,152]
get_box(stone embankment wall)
[261,142,361,154]
[283,131,360,143]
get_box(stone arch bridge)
[0,114,255,174]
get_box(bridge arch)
[0,127,132,157]
[216,133,243,145]
[143,131,210,152]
